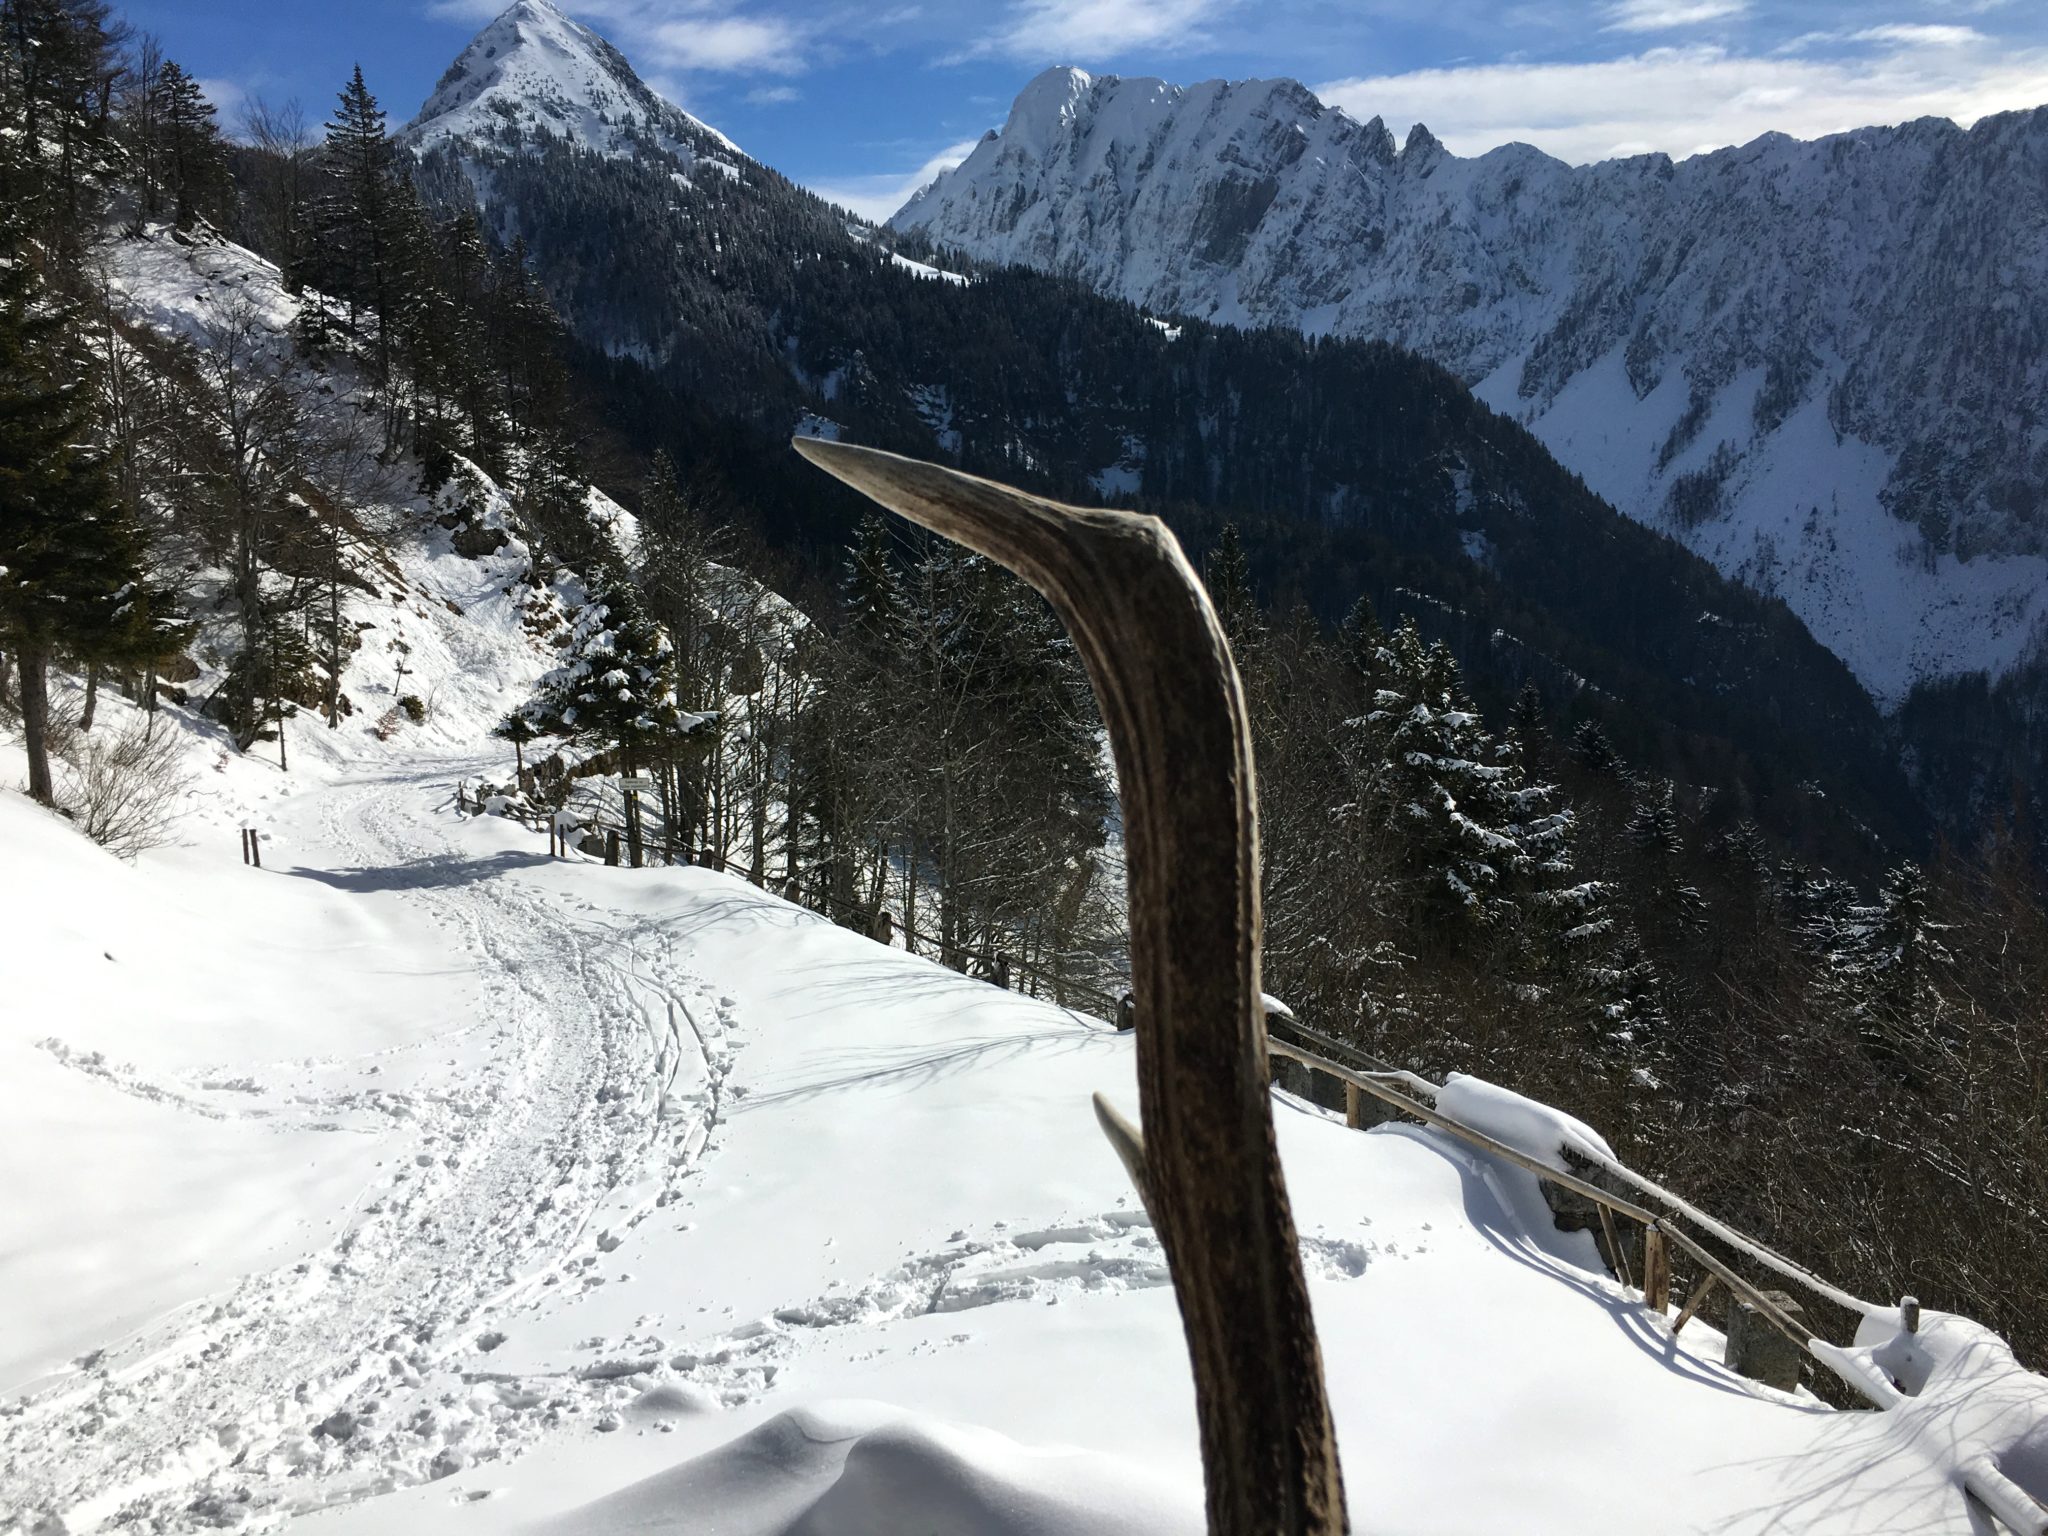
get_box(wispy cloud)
[806,135,983,223]
[746,84,803,104]
[423,0,503,21]
[195,76,248,120]
[1851,23,1985,47]
[1604,0,1747,32]
[649,14,808,73]
[424,0,821,77]
[1318,36,2048,165]
[954,0,1235,64]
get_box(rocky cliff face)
[895,69,2048,705]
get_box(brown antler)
[793,437,1348,1536]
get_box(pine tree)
[0,0,126,254]
[1573,719,1621,777]
[1627,780,1683,857]
[1819,863,1955,1083]
[843,510,906,646]
[493,709,539,780]
[1359,622,1553,930]
[0,221,156,803]
[1202,521,1262,644]
[158,61,229,232]
[308,68,396,361]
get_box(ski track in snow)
[1,762,1375,1534]
[0,763,727,1532]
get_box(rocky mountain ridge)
[894,67,2048,706]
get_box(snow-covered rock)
[895,69,2048,706]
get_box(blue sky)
[130,0,2048,220]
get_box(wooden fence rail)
[1266,1031,2048,1536]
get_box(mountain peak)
[405,0,738,160]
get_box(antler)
[794,437,1348,1536]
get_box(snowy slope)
[6,154,2042,1536]
[894,70,2048,706]
[8,734,2039,1532]
[403,0,739,166]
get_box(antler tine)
[794,436,1348,1536]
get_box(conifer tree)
[1819,863,1955,1082]
[525,571,704,861]
[0,219,156,803]
[158,60,228,231]
[308,68,395,360]
[1202,521,1262,644]
[0,0,126,253]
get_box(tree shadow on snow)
[735,1027,1109,1110]
[283,848,554,893]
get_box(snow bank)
[1434,1072,1615,1173]
[540,1402,1196,1536]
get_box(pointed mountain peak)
[1401,121,1444,162]
[1003,66,1100,153]
[405,0,739,161]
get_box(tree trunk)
[623,746,644,868]
[79,663,100,732]
[903,831,920,957]
[19,648,56,806]
[326,543,343,728]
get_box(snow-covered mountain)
[894,69,2048,706]
[7,228,2043,1535]
[404,0,740,168]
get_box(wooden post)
[1598,1205,1633,1291]
[1642,1225,1671,1315]
[1344,1082,1364,1129]
[249,830,261,869]
[1671,1271,1720,1335]
[605,829,620,867]
[241,828,250,865]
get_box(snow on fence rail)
[1265,1028,2048,1536]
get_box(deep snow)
[4,216,2043,1536]
[5,505,2039,1529]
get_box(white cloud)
[1604,0,1747,32]
[195,76,248,121]
[426,0,818,77]
[746,84,803,105]
[1317,38,2048,165]
[957,0,1234,63]
[424,0,505,20]
[650,14,808,74]
[805,136,983,223]
[1852,24,1985,47]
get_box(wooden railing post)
[1642,1225,1671,1314]
[1344,1081,1364,1129]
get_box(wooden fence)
[1264,1027,2048,1536]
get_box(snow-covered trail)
[7,743,2036,1536]
[1,753,730,1532]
